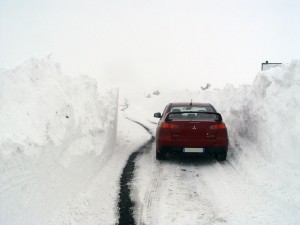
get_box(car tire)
[156,152,165,160]
[215,152,227,161]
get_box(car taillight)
[161,122,178,129]
[210,123,226,130]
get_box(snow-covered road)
[130,120,300,225]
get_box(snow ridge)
[0,58,119,225]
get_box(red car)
[154,102,229,161]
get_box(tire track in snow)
[136,160,162,225]
[117,118,155,225]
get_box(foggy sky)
[1,0,300,90]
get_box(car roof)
[169,102,212,107]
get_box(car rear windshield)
[169,105,216,120]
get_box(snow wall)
[0,58,119,225]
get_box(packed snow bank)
[0,58,118,160]
[124,60,300,220]
[0,58,118,225]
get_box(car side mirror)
[154,112,162,118]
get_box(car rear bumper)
[172,138,228,147]
[158,146,227,155]
[156,137,228,152]
[156,137,229,147]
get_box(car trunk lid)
[169,120,219,139]
[166,111,223,140]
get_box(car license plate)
[183,148,204,153]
